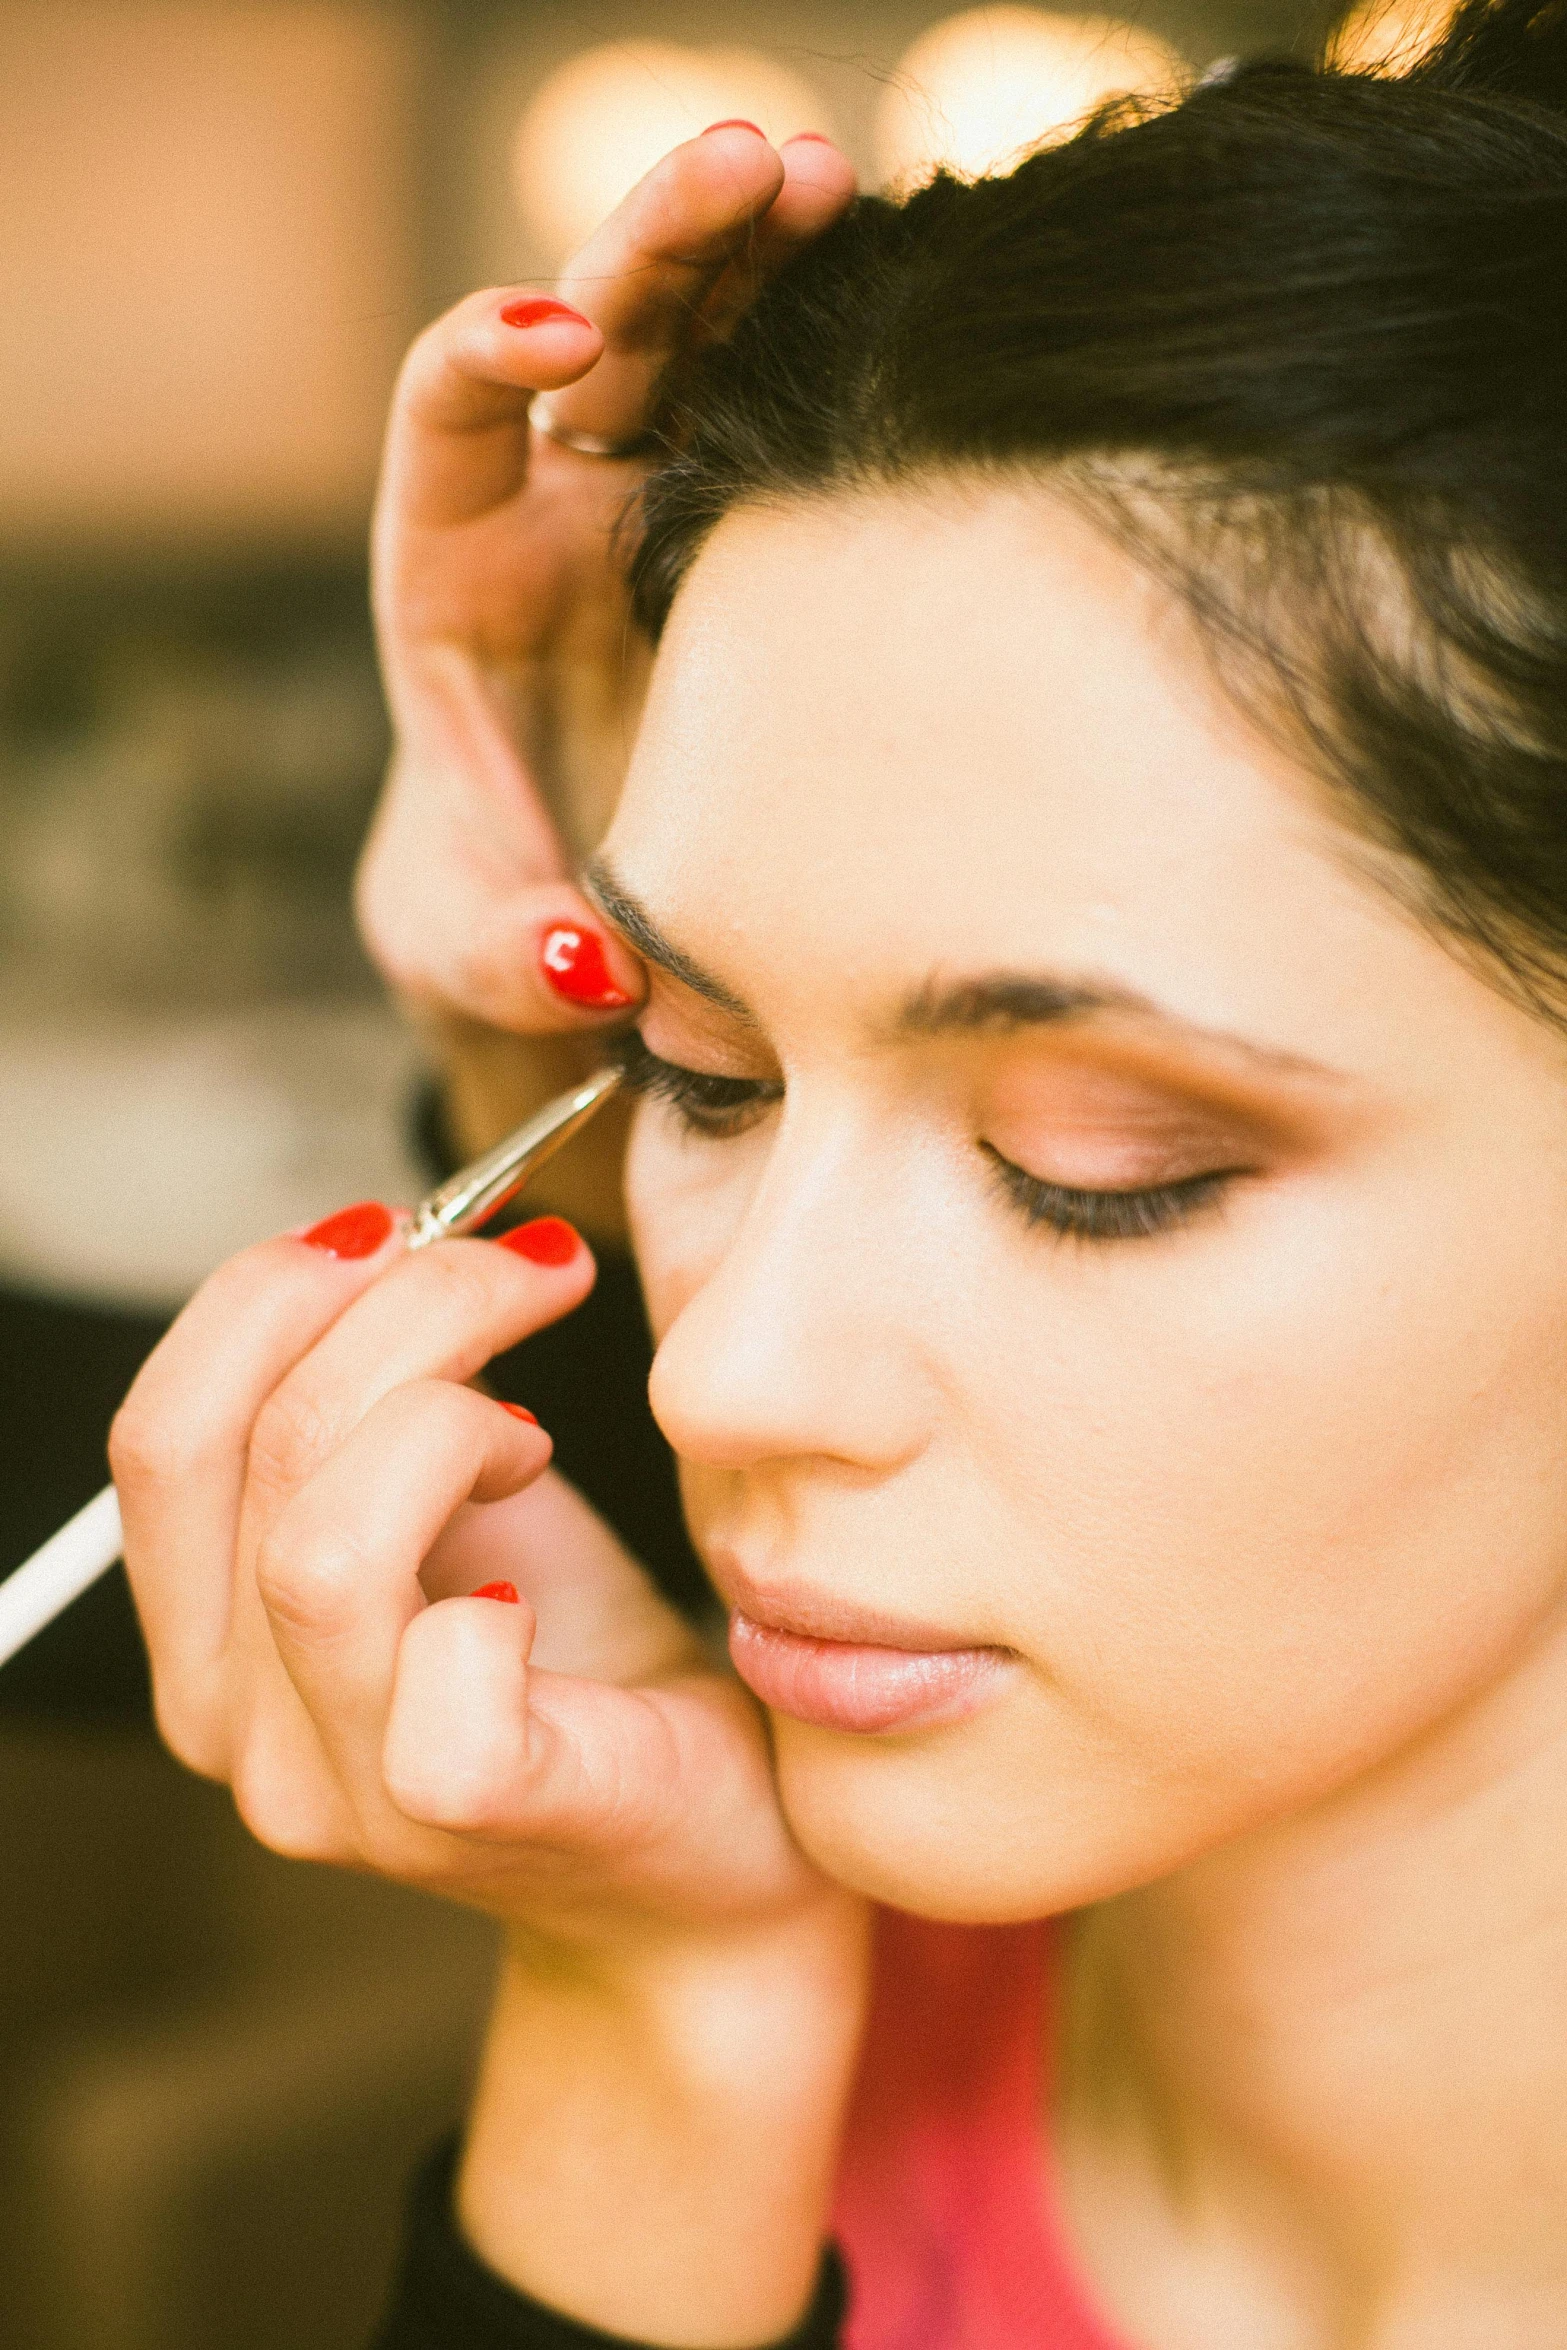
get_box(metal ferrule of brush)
[405,1064,623,1250]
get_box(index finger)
[374,128,854,538]
[112,1209,407,1740]
[377,291,604,536]
[540,124,856,447]
[374,130,779,540]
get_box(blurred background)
[0,1,1431,2343]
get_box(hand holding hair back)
[355,118,855,1199]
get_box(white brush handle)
[0,1064,624,1673]
[0,1485,124,1668]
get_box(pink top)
[832,1909,1128,2350]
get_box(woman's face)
[601,482,1567,1920]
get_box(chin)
[767,1709,1158,1925]
[766,1690,1293,1924]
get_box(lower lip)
[729,1611,1009,1735]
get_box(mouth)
[719,1563,1013,1736]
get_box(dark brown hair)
[631,0,1567,1014]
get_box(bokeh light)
[1329,0,1456,71]
[875,6,1184,187]
[514,42,829,264]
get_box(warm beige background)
[0,2,424,548]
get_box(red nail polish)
[500,295,590,330]
[500,1403,539,1425]
[499,1216,579,1267]
[702,118,764,136]
[782,131,833,144]
[473,1580,520,1604]
[540,923,634,1011]
[300,1202,394,1260]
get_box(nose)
[648,1109,932,1477]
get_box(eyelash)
[616,1033,782,1137]
[977,1144,1233,1242]
[618,1036,1236,1241]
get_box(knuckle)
[247,1382,337,1506]
[109,1394,198,1497]
[379,1708,444,1823]
[371,1379,483,1479]
[228,1747,287,1851]
[253,1517,368,1643]
[230,1746,343,1863]
[383,1737,507,1836]
[383,1659,529,1839]
[149,1681,226,1781]
[230,1763,310,1859]
[412,1375,488,1446]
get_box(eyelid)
[980,1141,1245,1242]
[620,1034,1249,1240]
[617,1031,779,1093]
[616,1032,782,1134]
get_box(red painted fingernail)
[499,1216,579,1267]
[473,1580,520,1604]
[703,118,764,136]
[540,922,635,1011]
[300,1202,394,1260]
[782,131,833,145]
[500,1403,539,1425]
[500,295,590,329]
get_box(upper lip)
[714,1554,996,1653]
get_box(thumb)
[384,1600,797,1907]
[383,1594,685,1851]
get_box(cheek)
[963,1168,1567,1801]
[767,1288,1567,1925]
[623,1106,759,1340]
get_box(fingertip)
[777,132,858,211]
[489,292,605,391]
[497,1216,585,1270]
[498,294,595,334]
[297,1201,404,1262]
[538,917,644,1016]
[665,119,787,214]
[473,1400,554,1501]
[385,1593,534,1829]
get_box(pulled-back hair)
[631,0,1567,1016]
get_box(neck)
[1056,1609,1567,2350]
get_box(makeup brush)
[0,1065,624,1670]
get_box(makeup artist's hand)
[111,1209,868,2343]
[358,126,857,1201]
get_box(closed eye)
[616,1032,783,1137]
[980,1142,1241,1241]
[619,1034,1245,1236]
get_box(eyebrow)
[584,856,756,1021]
[894,975,1339,1079]
[583,858,1343,1084]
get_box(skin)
[356,121,854,1220]
[113,128,1567,2350]
[605,482,1567,2344]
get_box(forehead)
[609,481,1412,1049]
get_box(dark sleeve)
[369,2134,849,2350]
